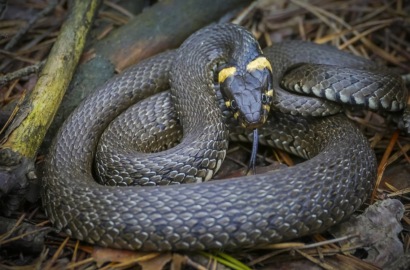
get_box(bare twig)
[0,60,45,86]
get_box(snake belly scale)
[42,23,406,251]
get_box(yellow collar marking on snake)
[246,56,272,72]
[264,90,274,112]
[218,66,237,83]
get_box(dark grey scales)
[42,24,408,251]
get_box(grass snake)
[42,23,408,251]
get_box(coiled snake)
[42,24,407,251]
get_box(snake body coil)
[42,24,406,251]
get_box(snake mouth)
[236,108,269,129]
[243,120,263,129]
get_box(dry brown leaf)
[139,253,173,270]
[330,199,404,268]
[91,246,160,267]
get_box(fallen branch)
[0,0,101,211]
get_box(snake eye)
[230,99,238,110]
[262,93,268,104]
[262,93,272,104]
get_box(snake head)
[219,56,274,129]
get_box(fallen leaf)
[91,246,160,267]
[330,199,404,268]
